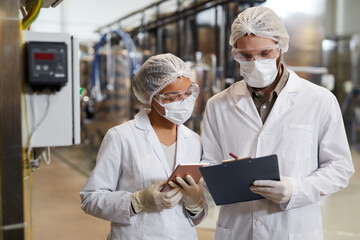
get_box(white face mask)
[240,58,279,88]
[154,95,196,125]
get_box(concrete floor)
[29,147,360,239]
[30,150,215,240]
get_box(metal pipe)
[96,0,167,33]
[96,0,230,34]
[0,0,24,239]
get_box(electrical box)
[22,31,80,147]
[25,41,68,90]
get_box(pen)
[229,152,238,159]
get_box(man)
[201,6,354,240]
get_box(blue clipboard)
[199,154,280,205]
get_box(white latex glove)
[169,175,204,207]
[250,176,292,204]
[134,180,183,211]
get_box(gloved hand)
[169,175,204,209]
[250,176,292,204]
[132,180,183,212]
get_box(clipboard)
[199,154,280,205]
[161,163,209,192]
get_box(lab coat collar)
[173,125,192,169]
[232,69,303,129]
[285,69,304,93]
[261,69,301,128]
[231,69,303,97]
[134,108,152,130]
[232,81,263,128]
[134,108,192,176]
[134,109,171,176]
[177,124,192,138]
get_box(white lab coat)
[80,109,206,240]
[201,70,354,240]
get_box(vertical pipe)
[184,17,190,60]
[190,15,198,56]
[335,0,345,35]
[106,33,115,119]
[215,6,219,67]
[0,0,25,239]
[176,0,181,57]
[156,4,162,53]
[219,4,226,70]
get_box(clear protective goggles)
[231,44,279,62]
[155,82,199,105]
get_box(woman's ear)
[151,97,165,115]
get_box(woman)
[80,53,207,240]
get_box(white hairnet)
[229,6,289,53]
[132,53,194,105]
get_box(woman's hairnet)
[132,53,194,105]
[229,6,289,53]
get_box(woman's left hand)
[169,175,204,207]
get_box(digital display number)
[34,52,55,60]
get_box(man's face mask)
[232,44,280,88]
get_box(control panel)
[25,41,68,91]
[22,31,80,147]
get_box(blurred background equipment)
[339,33,360,152]
[47,0,360,176]
[78,0,267,156]
[2,0,360,239]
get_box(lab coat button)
[256,220,262,227]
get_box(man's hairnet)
[132,53,194,105]
[229,6,289,53]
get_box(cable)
[21,0,42,30]
[42,147,51,165]
[20,6,28,19]
[90,30,140,98]
[22,90,51,240]
[90,33,107,96]
[26,94,51,159]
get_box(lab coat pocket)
[214,224,233,240]
[289,229,323,240]
[282,124,313,162]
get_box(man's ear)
[276,50,282,65]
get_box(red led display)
[34,52,55,60]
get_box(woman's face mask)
[153,83,199,125]
[154,95,196,125]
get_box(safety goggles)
[231,44,279,62]
[155,82,199,105]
